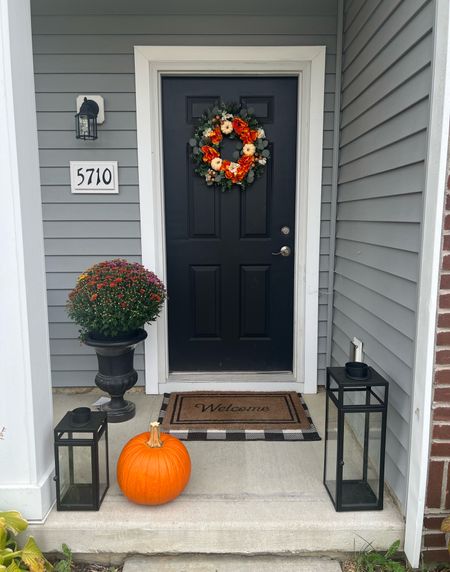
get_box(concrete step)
[122,555,342,572]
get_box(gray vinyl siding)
[332,0,434,511]
[31,0,337,387]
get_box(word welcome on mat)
[158,391,321,441]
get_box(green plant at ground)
[343,540,407,572]
[53,545,72,572]
[0,511,52,571]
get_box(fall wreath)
[189,103,270,191]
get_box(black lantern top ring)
[75,97,99,140]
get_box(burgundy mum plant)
[67,259,166,339]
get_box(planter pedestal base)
[99,399,135,423]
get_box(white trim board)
[404,0,450,568]
[134,46,326,395]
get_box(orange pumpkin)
[117,421,191,505]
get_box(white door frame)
[134,46,325,394]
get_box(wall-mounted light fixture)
[75,95,104,140]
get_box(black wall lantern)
[324,363,388,511]
[75,97,99,140]
[54,407,109,511]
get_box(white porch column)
[0,0,55,520]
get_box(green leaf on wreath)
[189,138,197,147]
[262,150,270,158]
[263,140,269,148]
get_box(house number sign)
[70,161,119,194]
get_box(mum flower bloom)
[221,120,233,134]
[242,143,256,156]
[203,128,214,139]
[257,128,265,139]
[211,157,223,171]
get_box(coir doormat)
[157,391,321,441]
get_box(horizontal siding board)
[338,162,425,202]
[343,0,403,70]
[35,74,135,93]
[41,185,140,203]
[343,0,382,47]
[45,255,141,273]
[32,34,338,55]
[345,0,430,82]
[338,131,428,184]
[43,203,140,221]
[44,238,141,257]
[39,148,137,167]
[339,98,429,165]
[31,15,337,35]
[38,130,138,149]
[336,221,420,253]
[44,221,141,238]
[340,66,431,144]
[334,256,417,311]
[49,323,80,338]
[342,2,433,102]
[341,32,432,122]
[31,0,338,15]
[334,275,416,341]
[336,193,422,223]
[51,352,144,375]
[335,239,419,281]
[344,0,366,30]
[51,371,144,386]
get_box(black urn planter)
[84,329,147,423]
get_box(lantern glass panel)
[341,410,382,509]
[57,444,94,508]
[98,429,108,500]
[343,387,385,407]
[324,394,339,502]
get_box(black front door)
[162,76,298,372]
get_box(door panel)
[162,76,298,372]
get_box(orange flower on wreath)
[232,117,248,135]
[209,126,223,145]
[201,145,220,163]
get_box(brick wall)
[423,137,450,563]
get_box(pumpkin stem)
[147,421,163,448]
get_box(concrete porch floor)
[30,389,404,558]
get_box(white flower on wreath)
[242,143,256,156]
[258,157,267,165]
[221,112,233,120]
[203,128,214,139]
[257,128,265,139]
[228,162,239,174]
[221,120,233,135]
[205,169,216,182]
[211,157,223,171]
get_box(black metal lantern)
[54,407,109,511]
[75,97,99,140]
[324,364,388,511]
